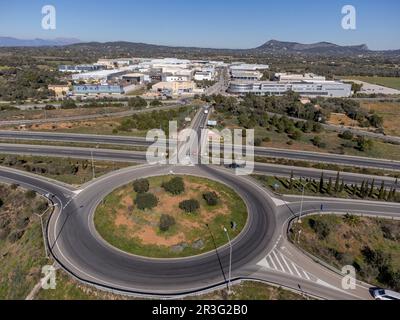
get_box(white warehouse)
[229,80,352,97]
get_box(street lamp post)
[223,227,232,295]
[298,180,311,223]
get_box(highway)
[1,130,399,171]
[0,143,398,187]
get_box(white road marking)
[272,250,285,272]
[279,252,294,275]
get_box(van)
[372,289,400,300]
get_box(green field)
[346,76,400,90]
[94,175,248,258]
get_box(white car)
[372,289,400,300]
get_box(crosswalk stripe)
[291,261,303,278]
[279,252,294,275]
[302,270,311,280]
[272,250,285,272]
[267,255,277,270]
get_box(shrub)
[150,99,163,107]
[36,201,48,212]
[159,214,176,232]
[203,192,219,206]
[133,178,149,193]
[135,193,158,210]
[253,138,262,147]
[308,218,331,240]
[291,130,302,140]
[340,130,354,140]
[25,190,36,199]
[162,177,184,195]
[179,199,200,213]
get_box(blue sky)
[0,0,399,50]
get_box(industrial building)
[162,74,191,82]
[231,70,263,81]
[48,84,71,97]
[230,63,269,71]
[228,80,352,97]
[151,81,196,96]
[58,64,105,73]
[274,73,326,82]
[73,84,124,95]
[71,69,129,82]
[194,71,214,81]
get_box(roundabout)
[93,174,248,258]
[46,164,278,296]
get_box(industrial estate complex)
[51,58,352,98]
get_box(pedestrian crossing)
[257,248,316,281]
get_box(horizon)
[0,36,397,51]
[0,0,399,50]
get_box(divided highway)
[1,130,400,171]
[0,143,398,187]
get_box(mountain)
[255,40,369,54]
[0,37,81,47]
[1,37,397,56]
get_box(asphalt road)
[1,130,399,171]
[0,143,398,187]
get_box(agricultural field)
[346,76,400,90]
[360,101,400,137]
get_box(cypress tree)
[334,172,340,193]
[369,179,375,198]
[319,172,324,193]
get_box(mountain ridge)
[0,37,398,55]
